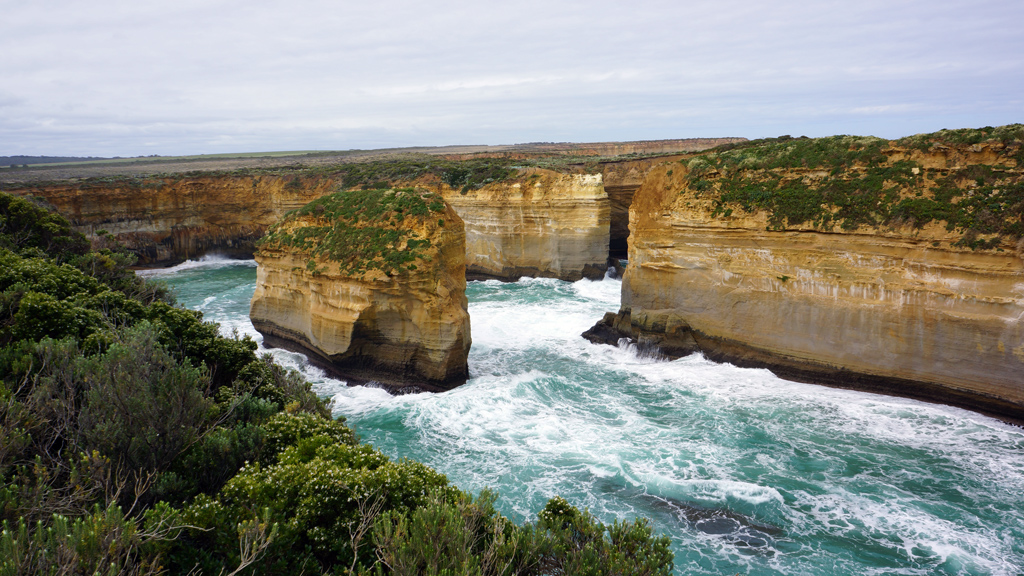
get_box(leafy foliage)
[257,188,447,276]
[684,127,1024,245]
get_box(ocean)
[140,257,1024,576]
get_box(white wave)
[792,490,1020,575]
[571,275,622,307]
[331,385,396,417]
[637,474,785,508]
[135,255,257,276]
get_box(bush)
[174,437,452,574]
[230,354,331,418]
[260,412,357,461]
[78,323,215,473]
[0,502,182,576]
[373,488,543,576]
[535,497,674,576]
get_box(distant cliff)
[435,170,610,281]
[250,188,471,391]
[3,175,331,265]
[586,126,1024,421]
[3,150,715,276]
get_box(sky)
[2,0,1022,157]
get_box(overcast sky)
[2,0,1022,156]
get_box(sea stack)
[250,187,471,391]
[586,127,1024,422]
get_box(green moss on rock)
[683,126,1024,244]
[256,188,448,277]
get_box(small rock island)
[250,187,471,391]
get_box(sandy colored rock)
[250,189,471,391]
[594,133,1024,421]
[437,170,611,281]
[6,175,331,265]
[600,156,688,258]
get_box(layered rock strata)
[586,129,1024,422]
[250,188,471,391]
[7,176,331,265]
[438,170,610,281]
[601,156,686,258]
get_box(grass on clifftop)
[257,187,448,277]
[684,126,1024,247]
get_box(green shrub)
[260,412,357,460]
[174,437,452,574]
[230,354,330,417]
[535,497,674,576]
[78,323,215,473]
[146,301,257,388]
[373,488,543,576]
[0,193,89,262]
[0,503,170,576]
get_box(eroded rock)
[250,188,471,391]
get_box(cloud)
[1,0,1021,155]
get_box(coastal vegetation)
[0,191,672,575]
[257,187,448,277]
[683,126,1024,247]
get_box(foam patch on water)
[135,254,257,276]
[791,489,1020,575]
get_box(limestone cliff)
[436,170,610,281]
[601,156,686,258]
[586,127,1024,421]
[250,188,471,391]
[7,175,331,265]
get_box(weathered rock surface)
[438,170,610,281]
[6,176,331,265]
[601,156,686,258]
[250,189,471,391]
[587,130,1024,421]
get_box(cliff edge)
[250,188,471,391]
[586,126,1024,422]
[4,175,332,265]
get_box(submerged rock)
[250,188,471,391]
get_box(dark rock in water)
[582,308,701,359]
[604,258,626,279]
[644,493,782,557]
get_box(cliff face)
[250,188,471,391]
[437,170,610,281]
[8,176,331,265]
[587,128,1024,421]
[601,156,686,258]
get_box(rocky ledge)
[586,126,1024,423]
[250,188,471,391]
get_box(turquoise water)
[143,257,1024,576]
